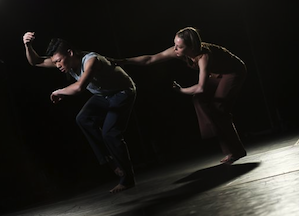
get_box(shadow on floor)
[174,162,260,184]
[117,162,260,215]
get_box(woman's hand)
[172,81,181,92]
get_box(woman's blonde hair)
[176,27,202,54]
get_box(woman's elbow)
[144,61,152,66]
[143,56,155,65]
[195,86,204,94]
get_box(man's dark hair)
[46,38,78,56]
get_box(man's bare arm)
[23,32,55,67]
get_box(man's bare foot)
[114,167,125,177]
[109,166,135,193]
[109,183,134,193]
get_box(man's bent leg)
[103,90,136,192]
[76,95,111,165]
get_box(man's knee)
[76,113,87,126]
[102,129,122,141]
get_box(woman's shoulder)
[200,42,212,54]
[201,42,230,54]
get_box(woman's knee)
[210,102,228,116]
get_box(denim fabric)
[76,88,136,181]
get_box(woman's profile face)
[173,35,192,57]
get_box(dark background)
[1,0,298,213]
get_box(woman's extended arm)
[110,46,178,66]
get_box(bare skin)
[23,32,97,103]
[109,183,135,193]
[111,35,209,95]
[23,32,135,193]
[220,152,247,164]
[110,167,135,193]
[110,33,246,165]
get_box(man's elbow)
[28,58,43,67]
[76,83,87,93]
[28,60,36,66]
[76,86,84,93]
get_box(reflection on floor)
[3,131,299,216]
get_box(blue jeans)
[76,88,136,184]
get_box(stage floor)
[3,131,299,216]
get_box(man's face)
[51,51,72,73]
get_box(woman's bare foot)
[220,152,246,164]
